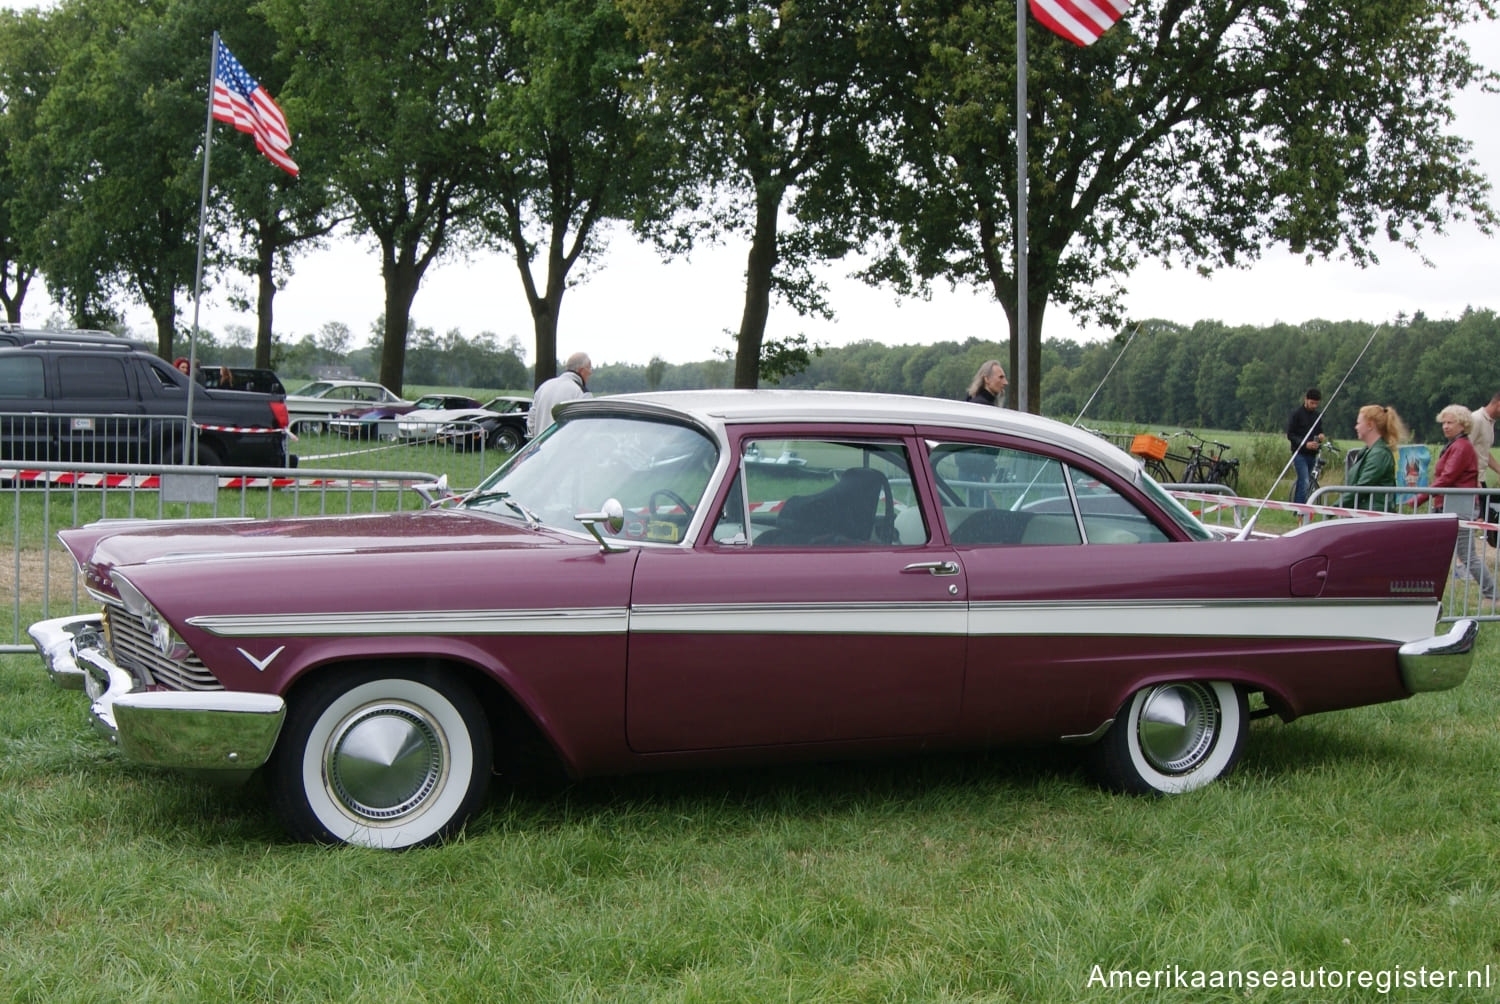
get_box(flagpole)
[1015,0,1029,413]
[186,31,221,463]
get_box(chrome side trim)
[629,602,967,635]
[188,607,630,637]
[1060,718,1114,745]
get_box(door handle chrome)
[902,560,960,576]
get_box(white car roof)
[562,389,1142,482]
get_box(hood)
[60,508,571,599]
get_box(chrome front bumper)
[27,614,286,772]
[1398,618,1479,693]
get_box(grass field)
[2,631,1497,1000]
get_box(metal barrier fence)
[3,459,445,653]
[1,411,193,464]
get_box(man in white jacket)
[527,352,593,439]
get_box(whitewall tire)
[270,667,491,849]
[1093,680,1247,795]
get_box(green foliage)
[863,0,1497,410]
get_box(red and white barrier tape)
[1,469,413,491]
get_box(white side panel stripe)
[186,599,1437,646]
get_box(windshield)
[291,381,332,397]
[463,414,719,542]
[1136,470,1214,541]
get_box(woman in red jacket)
[1414,404,1494,602]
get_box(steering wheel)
[648,488,696,521]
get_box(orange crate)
[1130,434,1168,460]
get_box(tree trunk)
[378,260,422,395]
[734,191,782,389]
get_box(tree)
[21,0,214,352]
[866,0,1497,412]
[621,0,893,387]
[477,0,684,388]
[0,8,50,323]
[265,0,496,394]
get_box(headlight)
[140,606,191,659]
[115,573,193,661]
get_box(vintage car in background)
[424,395,532,453]
[283,379,408,435]
[30,391,1477,849]
[327,393,482,439]
[395,394,530,448]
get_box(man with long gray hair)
[965,360,1008,407]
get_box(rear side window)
[0,356,45,398]
[57,355,129,398]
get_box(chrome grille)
[101,601,223,692]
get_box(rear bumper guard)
[1398,618,1479,693]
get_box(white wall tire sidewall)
[299,677,477,849]
[1124,681,1243,794]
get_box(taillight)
[271,401,289,429]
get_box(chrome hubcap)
[1136,683,1219,774]
[325,703,445,821]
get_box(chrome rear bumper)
[27,614,285,772]
[1398,619,1479,693]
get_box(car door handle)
[902,560,960,576]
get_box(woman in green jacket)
[1341,404,1409,511]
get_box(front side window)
[715,439,919,547]
[463,414,718,543]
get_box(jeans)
[1291,451,1314,504]
[1458,527,1497,599]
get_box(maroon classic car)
[30,391,1477,848]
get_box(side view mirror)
[576,498,627,553]
[415,474,450,507]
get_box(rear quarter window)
[0,356,45,398]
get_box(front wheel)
[1090,680,1247,795]
[269,666,492,848]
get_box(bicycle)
[1130,431,1195,483]
[1179,430,1240,493]
[1307,440,1342,495]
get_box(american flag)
[211,36,298,176]
[1029,0,1132,47]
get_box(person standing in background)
[527,352,592,439]
[964,360,1008,407]
[1285,388,1325,504]
[1467,391,1500,486]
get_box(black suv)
[0,342,290,467]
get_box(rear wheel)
[491,426,522,454]
[1091,680,1247,795]
[269,665,492,848]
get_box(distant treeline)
[191,308,1499,439]
[591,308,1500,438]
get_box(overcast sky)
[6,1,1498,367]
